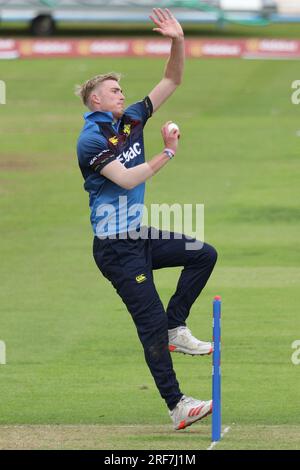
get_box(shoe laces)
[178,327,196,341]
[178,326,192,335]
[178,327,209,346]
[179,395,194,405]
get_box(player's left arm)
[148,8,184,113]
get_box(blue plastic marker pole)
[212,295,221,442]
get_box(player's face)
[94,80,125,118]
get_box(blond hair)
[75,72,121,107]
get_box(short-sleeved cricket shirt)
[77,97,153,237]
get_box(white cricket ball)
[168,122,180,134]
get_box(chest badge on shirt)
[123,124,131,136]
[136,274,147,284]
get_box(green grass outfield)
[0,57,300,450]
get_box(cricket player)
[76,8,217,430]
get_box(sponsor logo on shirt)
[117,142,141,164]
[89,149,113,169]
[89,155,98,166]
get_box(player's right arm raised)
[100,122,179,190]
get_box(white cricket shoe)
[170,395,213,430]
[168,326,213,356]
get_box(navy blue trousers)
[93,227,217,410]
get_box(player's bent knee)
[144,328,169,363]
[206,243,218,266]
[192,242,218,267]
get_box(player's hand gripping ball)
[167,122,180,135]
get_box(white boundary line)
[207,426,231,450]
